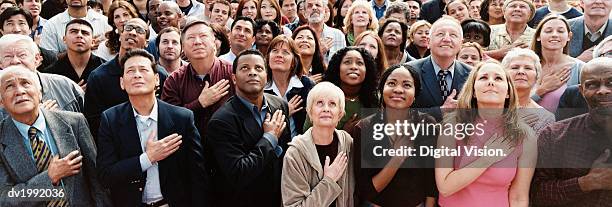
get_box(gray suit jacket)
[0,110,111,207]
[568,17,612,58]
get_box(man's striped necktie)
[28,127,68,207]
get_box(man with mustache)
[161,20,234,183]
[0,7,56,71]
[85,18,168,138]
[40,0,111,56]
[0,66,111,206]
[532,57,612,206]
[45,19,104,92]
[407,16,471,121]
[0,34,84,118]
[156,27,184,73]
[219,16,256,63]
[304,0,345,63]
[207,49,290,206]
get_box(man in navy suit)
[96,49,208,207]
[207,49,291,206]
[407,16,471,120]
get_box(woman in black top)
[351,64,437,207]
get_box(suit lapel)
[43,110,80,203]
[230,97,263,141]
[0,117,38,182]
[118,103,144,155]
[421,58,443,104]
[156,101,174,188]
[451,63,468,92]
[570,18,584,57]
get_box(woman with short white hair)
[501,48,555,132]
[281,82,355,207]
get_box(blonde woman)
[342,0,379,46]
[436,61,537,207]
[405,20,431,60]
[457,42,485,67]
[281,82,354,207]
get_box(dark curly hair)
[378,19,409,52]
[324,46,380,108]
[377,63,421,108]
[292,25,327,75]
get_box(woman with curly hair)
[98,1,139,61]
[303,47,380,132]
[292,26,327,83]
[342,0,378,46]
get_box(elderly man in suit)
[407,16,471,120]
[96,49,208,207]
[207,49,291,206]
[568,0,612,62]
[0,66,110,206]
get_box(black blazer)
[264,76,315,136]
[96,100,208,207]
[407,57,471,120]
[555,84,588,121]
[207,93,291,206]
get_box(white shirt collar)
[431,57,456,78]
[132,99,159,123]
[265,75,304,98]
[584,20,608,36]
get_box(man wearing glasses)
[85,18,169,138]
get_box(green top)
[303,99,364,132]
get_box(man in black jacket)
[207,49,291,206]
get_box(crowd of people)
[0,0,610,206]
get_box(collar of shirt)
[13,109,48,140]
[584,20,608,37]
[371,0,388,9]
[132,99,159,125]
[188,63,211,82]
[221,51,237,62]
[237,94,269,125]
[60,9,105,24]
[497,24,533,41]
[264,75,304,98]
[431,57,456,78]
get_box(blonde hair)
[452,60,526,146]
[343,0,379,35]
[306,82,346,120]
[409,20,432,41]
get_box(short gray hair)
[306,82,345,121]
[501,48,542,80]
[0,65,42,91]
[593,35,612,58]
[384,2,410,22]
[0,34,39,56]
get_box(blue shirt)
[236,95,283,157]
[432,58,456,94]
[13,110,59,160]
[528,6,583,28]
[30,18,47,38]
[371,0,388,20]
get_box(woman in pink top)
[435,61,537,207]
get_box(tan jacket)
[281,128,355,207]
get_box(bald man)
[532,57,612,206]
[85,18,169,138]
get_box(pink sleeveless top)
[439,118,523,207]
[538,84,568,113]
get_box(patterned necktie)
[28,127,68,207]
[438,70,451,101]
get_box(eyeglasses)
[124,25,146,34]
[599,51,612,58]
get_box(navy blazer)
[207,93,291,206]
[568,17,612,58]
[555,84,588,121]
[407,57,471,120]
[96,100,208,207]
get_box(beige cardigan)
[281,128,355,207]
